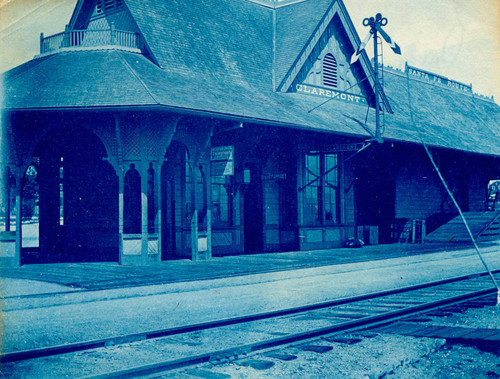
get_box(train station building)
[1,0,499,266]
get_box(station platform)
[1,241,498,294]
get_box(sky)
[0,0,499,100]
[347,0,500,101]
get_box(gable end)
[277,0,392,112]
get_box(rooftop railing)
[40,25,143,54]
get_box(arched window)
[323,53,338,88]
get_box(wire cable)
[308,74,374,114]
[404,68,500,304]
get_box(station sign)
[211,145,233,161]
[211,145,234,176]
[329,142,366,152]
[294,83,367,105]
[262,173,287,181]
[406,64,472,93]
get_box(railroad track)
[1,271,499,378]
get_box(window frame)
[211,174,233,227]
[303,151,341,226]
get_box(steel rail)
[84,288,496,379]
[1,270,497,364]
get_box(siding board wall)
[395,163,442,220]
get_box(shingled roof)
[2,0,499,157]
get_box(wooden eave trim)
[1,104,369,139]
[2,104,499,158]
[68,0,85,29]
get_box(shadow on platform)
[1,242,493,291]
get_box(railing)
[40,26,142,54]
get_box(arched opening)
[21,164,40,260]
[161,139,209,260]
[161,142,189,259]
[124,163,141,234]
[25,126,119,263]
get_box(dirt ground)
[170,305,500,378]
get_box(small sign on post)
[211,145,234,176]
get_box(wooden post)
[40,33,44,54]
[14,172,22,266]
[110,22,115,45]
[190,158,199,260]
[204,161,212,259]
[206,209,212,259]
[4,167,11,232]
[118,171,124,264]
[141,160,149,263]
[63,25,70,48]
[135,33,141,50]
[114,115,124,264]
[191,210,198,261]
[155,161,162,262]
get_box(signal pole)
[363,13,389,144]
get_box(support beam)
[118,171,124,264]
[114,114,125,265]
[155,161,162,262]
[14,170,22,266]
[140,159,149,263]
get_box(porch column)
[118,169,124,264]
[14,170,22,266]
[141,160,148,263]
[190,158,211,261]
[139,160,160,264]
[202,161,212,259]
[113,114,128,265]
[156,161,162,261]
[4,168,11,231]
[190,158,200,261]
